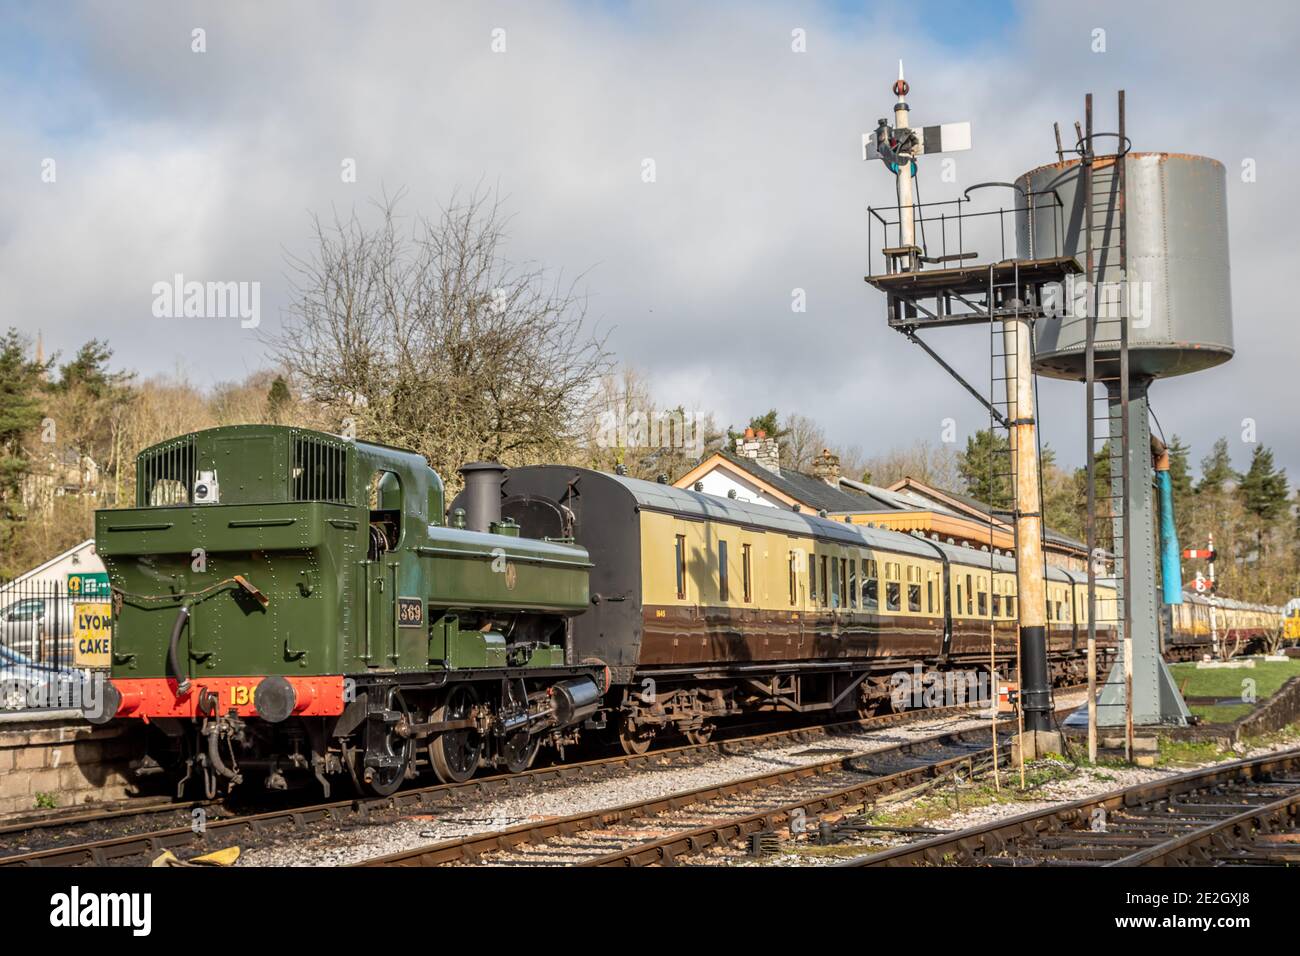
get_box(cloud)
[1,0,1296,479]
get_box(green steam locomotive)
[89,425,604,797]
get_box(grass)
[1188,702,1255,724]
[1156,737,1231,767]
[852,759,1078,831]
[33,792,57,810]
[1169,658,1300,700]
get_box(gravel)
[719,722,1300,866]
[237,701,1049,867]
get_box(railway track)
[359,722,1017,867]
[845,747,1300,867]
[0,698,1016,867]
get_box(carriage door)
[791,544,806,655]
[366,471,403,669]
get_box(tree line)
[955,428,1293,605]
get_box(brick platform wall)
[0,713,145,818]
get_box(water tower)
[1018,94,1234,730]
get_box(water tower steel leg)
[1096,379,1191,726]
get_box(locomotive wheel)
[362,687,413,798]
[500,730,540,774]
[617,715,655,756]
[683,722,714,746]
[429,685,483,784]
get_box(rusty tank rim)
[1017,150,1224,184]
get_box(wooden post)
[1004,314,1050,735]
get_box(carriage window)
[675,535,687,600]
[1055,601,1063,621]
[820,556,829,608]
[809,554,817,603]
[927,574,935,614]
[978,589,987,617]
[718,540,729,602]
[965,574,974,615]
[839,558,848,609]
[992,592,1002,618]
[908,581,921,613]
[885,562,901,612]
[743,544,753,603]
[789,552,799,606]
[849,560,857,609]
[863,559,879,610]
[830,557,841,609]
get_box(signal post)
[861,65,1061,758]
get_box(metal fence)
[0,578,107,712]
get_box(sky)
[1,0,1297,482]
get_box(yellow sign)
[73,602,112,668]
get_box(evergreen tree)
[1066,442,1115,552]
[727,409,790,445]
[0,330,52,575]
[1167,434,1194,542]
[1196,437,1237,494]
[267,376,291,422]
[48,340,135,495]
[1237,445,1290,561]
[56,340,128,399]
[1238,445,1289,524]
[956,428,1012,510]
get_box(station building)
[673,431,1089,573]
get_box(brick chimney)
[734,427,780,475]
[812,448,840,486]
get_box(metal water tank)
[1016,152,1234,381]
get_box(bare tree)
[267,189,611,488]
[780,413,828,472]
[860,440,963,489]
[571,364,722,481]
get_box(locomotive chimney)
[458,462,507,533]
